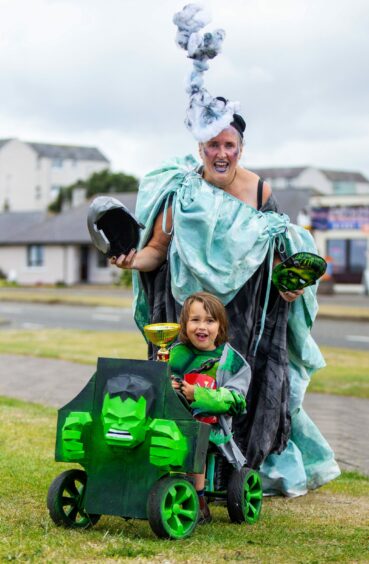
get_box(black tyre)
[47,469,100,529]
[227,467,262,524]
[147,476,199,539]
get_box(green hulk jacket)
[169,342,251,470]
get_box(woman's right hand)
[110,249,137,269]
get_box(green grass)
[1,396,368,563]
[0,289,131,308]
[318,304,369,321]
[0,328,147,364]
[0,329,368,398]
[309,346,369,398]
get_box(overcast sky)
[0,0,368,179]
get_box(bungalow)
[0,193,137,285]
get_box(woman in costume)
[111,4,340,497]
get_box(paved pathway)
[0,354,368,476]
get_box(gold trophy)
[143,322,180,362]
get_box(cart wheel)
[147,476,199,539]
[47,469,100,529]
[227,467,262,524]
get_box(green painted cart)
[47,358,262,539]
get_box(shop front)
[310,196,369,284]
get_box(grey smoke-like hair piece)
[173,3,240,142]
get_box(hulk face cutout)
[101,394,149,448]
[272,252,327,292]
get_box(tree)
[48,169,139,213]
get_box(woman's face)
[199,126,242,188]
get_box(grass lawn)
[1,286,369,320]
[0,289,131,308]
[0,328,147,365]
[0,329,368,398]
[317,304,369,321]
[1,396,368,563]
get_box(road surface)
[0,301,368,349]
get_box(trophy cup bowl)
[143,322,180,362]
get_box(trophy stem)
[157,346,170,362]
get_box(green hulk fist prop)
[55,358,210,519]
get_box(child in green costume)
[170,292,251,523]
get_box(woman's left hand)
[279,288,304,303]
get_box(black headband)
[231,114,246,138]
[216,96,246,138]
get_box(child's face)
[186,301,220,351]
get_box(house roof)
[27,142,109,163]
[0,193,137,245]
[252,167,307,180]
[273,189,312,223]
[319,169,368,183]
[0,211,46,243]
[252,166,369,183]
[0,138,109,162]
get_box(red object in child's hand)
[183,373,218,424]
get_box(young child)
[169,291,251,524]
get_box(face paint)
[101,394,148,448]
[200,127,242,189]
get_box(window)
[50,184,61,200]
[349,239,367,272]
[27,245,44,267]
[35,185,42,200]
[327,239,367,275]
[333,181,356,195]
[52,157,63,168]
[327,240,346,274]
[97,251,108,268]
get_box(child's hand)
[171,375,182,391]
[180,381,195,401]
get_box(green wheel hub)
[243,470,262,524]
[161,482,198,537]
[147,476,199,539]
[227,467,263,524]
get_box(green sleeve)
[191,386,246,415]
[168,344,193,377]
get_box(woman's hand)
[279,289,304,303]
[110,249,137,270]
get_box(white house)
[0,138,110,212]
[252,166,369,196]
[0,193,137,285]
